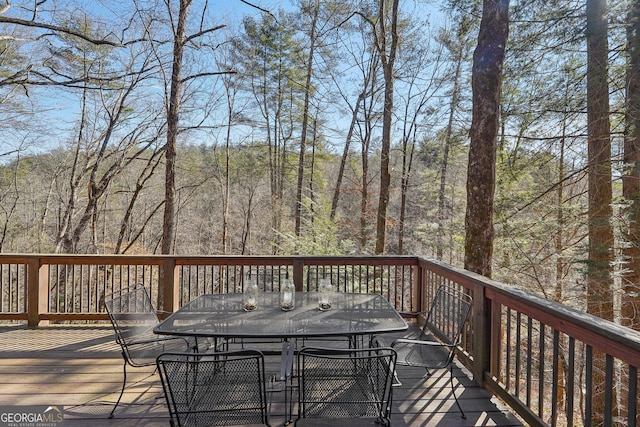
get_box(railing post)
[160,258,179,313]
[472,282,492,385]
[27,257,48,327]
[415,263,424,313]
[293,258,304,291]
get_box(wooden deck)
[0,323,523,427]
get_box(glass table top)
[154,292,408,338]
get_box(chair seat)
[375,332,452,369]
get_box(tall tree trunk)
[358,56,379,250]
[331,91,364,222]
[56,84,87,254]
[295,0,319,237]
[160,0,191,309]
[437,34,465,260]
[222,77,236,255]
[464,0,509,277]
[620,1,640,424]
[374,0,399,255]
[162,0,191,256]
[586,0,615,424]
[332,51,377,226]
[555,111,567,303]
[622,0,640,333]
[361,120,372,249]
[309,116,319,228]
[398,134,414,255]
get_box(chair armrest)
[397,310,427,318]
[391,338,456,348]
[128,335,189,347]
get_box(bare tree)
[395,20,448,255]
[56,55,162,254]
[115,140,165,254]
[365,0,400,255]
[435,15,473,261]
[329,16,380,242]
[158,0,226,255]
[161,0,192,255]
[294,0,320,237]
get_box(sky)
[0,0,445,158]
[211,0,291,25]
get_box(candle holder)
[318,278,332,311]
[280,278,295,311]
[243,275,258,311]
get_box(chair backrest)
[157,350,270,427]
[103,285,162,360]
[297,346,397,424]
[421,285,473,347]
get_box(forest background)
[0,0,638,332]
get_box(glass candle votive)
[280,279,295,311]
[318,278,332,311]
[243,276,259,311]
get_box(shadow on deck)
[0,323,523,426]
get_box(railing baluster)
[506,307,512,391]
[629,365,637,426]
[604,354,613,427]
[539,323,545,419]
[567,337,575,427]
[527,316,533,408]
[515,311,522,397]
[586,345,593,427]
[552,329,560,427]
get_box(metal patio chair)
[157,350,271,427]
[103,285,195,418]
[295,346,397,426]
[373,284,473,418]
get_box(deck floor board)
[0,323,523,426]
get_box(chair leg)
[392,370,402,387]
[109,359,128,418]
[379,377,394,427]
[449,365,466,419]
[280,341,296,425]
[284,376,291,425]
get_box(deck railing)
[0,254,638,427]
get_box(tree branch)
[184,24,225,44]
[0,16,123,46]
[180,70,236,83]
[239,0,277,20]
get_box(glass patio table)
[154,292,407,423]
[153,292,408,340]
